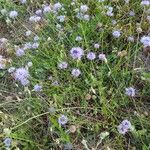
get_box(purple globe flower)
[14,68,29,81]
[141,0,150,6]
[16,48,25,57]
[75,36,82,41]
[87,52,96,60]
[71,68,81,77]
[35,9,42,16]
[57,15,66,22]
[140,36,150,47]
[9,11,18,19]
[118,124,128,135]
[34,84,42,92]
[80,5,89,13]
[98,54,107,62]
[58,115,68,125]
[3,137,12,147]
[83,14,90,21]
[43,5,52,13]
[127,36,134,42]
[25,30,32,36]
[24,42,32,50]
[20,78,30,86]
[125,87,135,97]
[29,15,41,23]
[118,120,132,135]
[94,43,100,49]
[34,35,39,41]
[129,11,135,16]
[52,80,59,86]
[112,30,121,38]
[122,120,132,129]
[32,42,39,49]
[20,0,27,4]
[58,61,68,69]
[53,2,62,12]
[70,47,84,59]
[14,68,30,86]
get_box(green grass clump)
[0,0,150,149]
